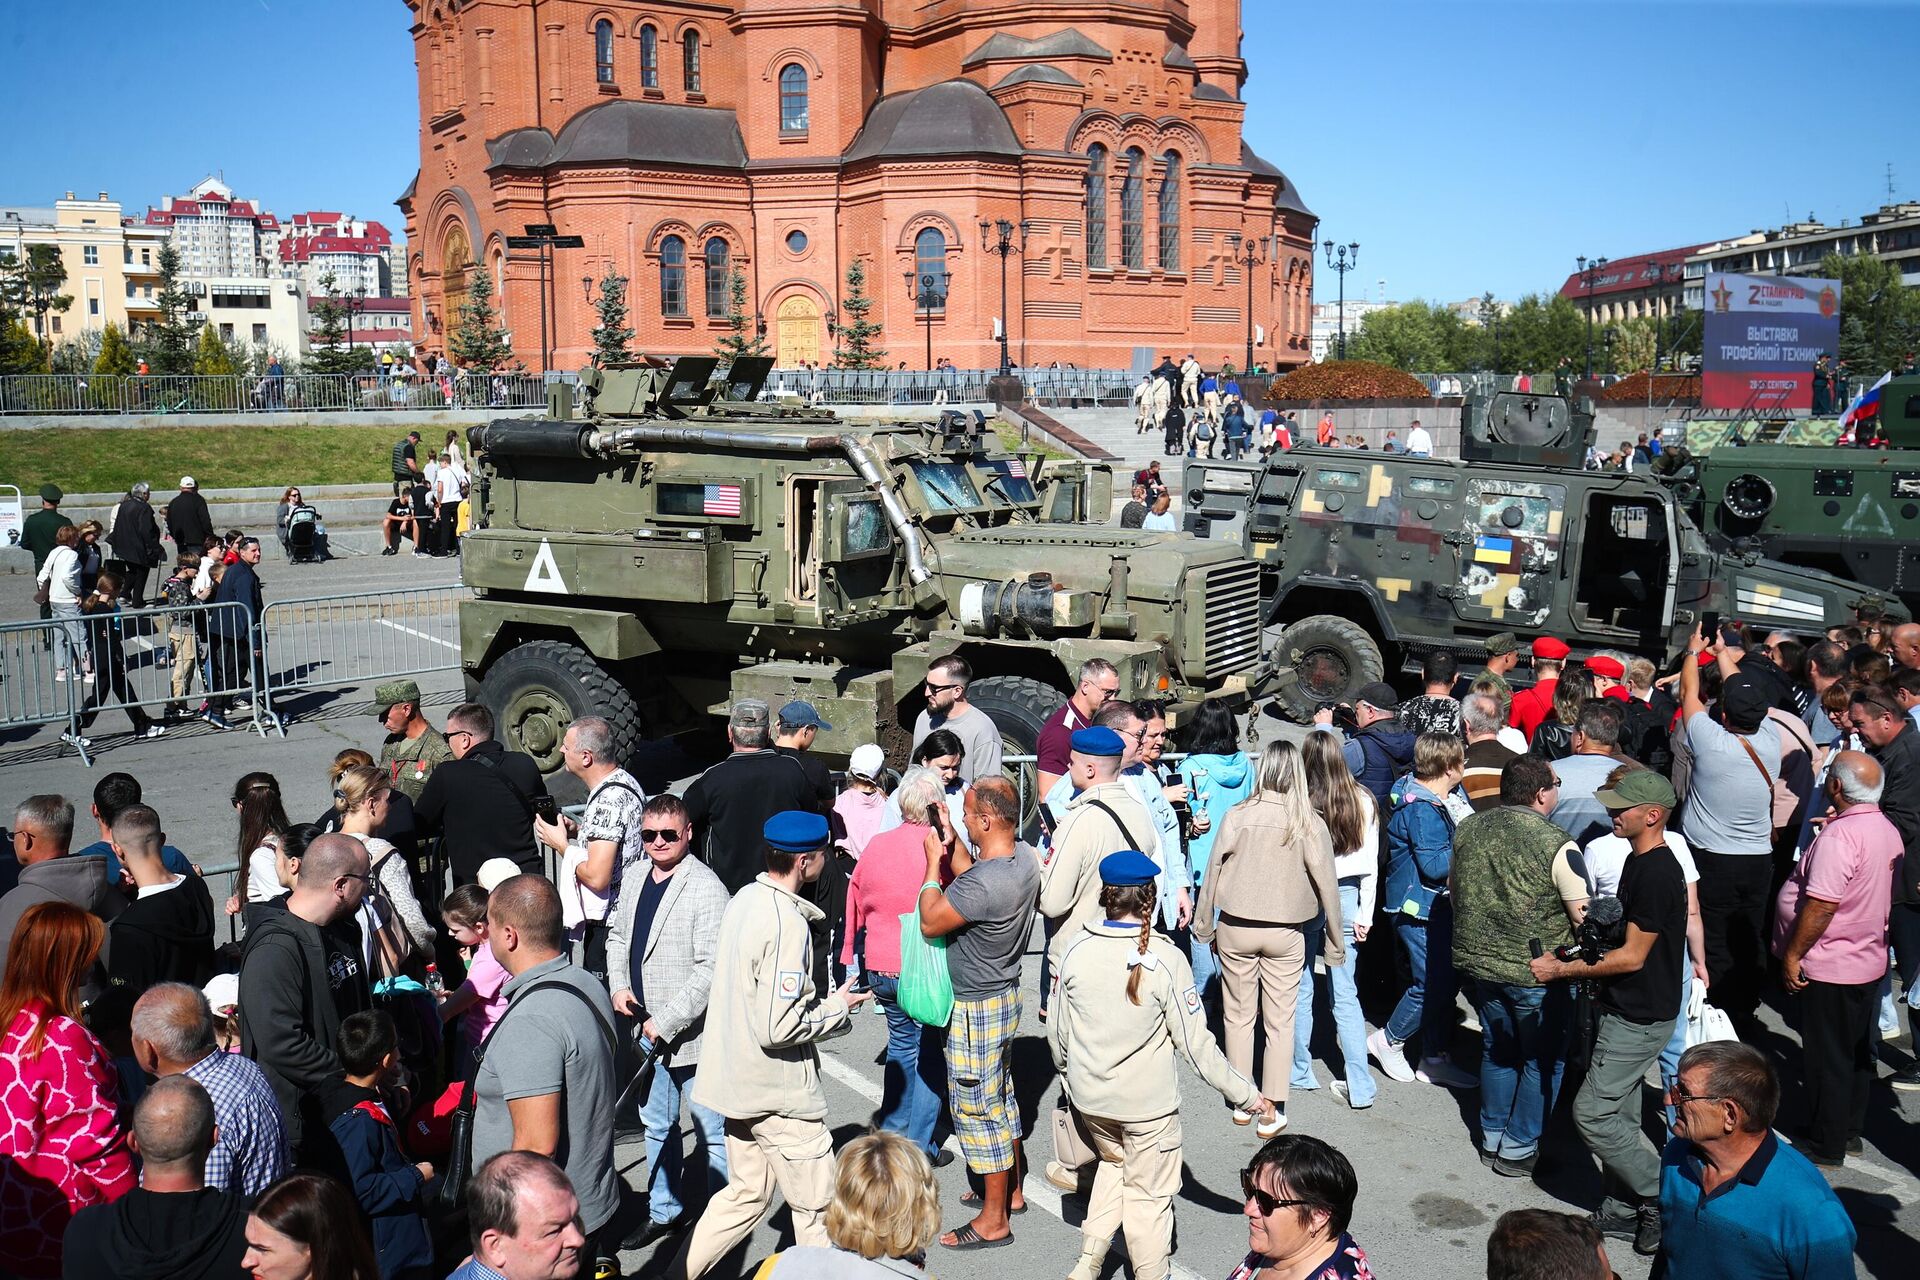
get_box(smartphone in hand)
[533,794,560,824]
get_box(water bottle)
[425,963,444,995]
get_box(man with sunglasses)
[1036,659,1122,798]
[607,795,730,1252]
[912,655,1003,784]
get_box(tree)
[94,323,136,375]
[714,268,767,362]
[832,258,886,369]
[193,324,236,376]
[1497,293,1586,377]
[0,244,73,347]
[449,263,513,368]
[0,318,44,376]
[306,271,376,375]
[1344,301,1462,372]
[588,266,635,363]
[1821,251,1920,380]
[1608,315,1663,375]
[147,241,200,375]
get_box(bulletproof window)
[659,235,687,317]
[909,461,982,511]
[1084,145,1108,269]
[840,496,892,558]
[1315,468,1364,491]
[1158,151,1182,272]
[682,30,702,93]
[1121,148,1146,270]
[982,458,1038,505]
[1405,475,1456,496]
[704,238,730,317]
[780,64,809,134]
[639,25,658,88]
[594,20,614,85]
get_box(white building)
[1310,298,1391,362]
[1683,202,1920,307]
[278,211,398,297]
[142,177,281,278]
[192,276,310,358]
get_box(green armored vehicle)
[1184,389,1906,720]
[460,356,1279,774]
[1663,373,1920,609]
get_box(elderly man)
[106,480,163,605]
[1773,751,1901,1167]
[1311,681,1417,813]
[238,832,371,1161]
[473,875,620,1265]
[607,794,730,1250]
[1461,692,1520,813]
[415,701,551,885]
[130,983,287,1196]
[1659,1043,1856,1279]
[532,715,645,981]
[1848,687,1920,1092]
[0,794,122,964]
[685,812,872,1278]
[683,699,818,894]
[374,678,452,804]
[166,475,215,555]
[61,1076,249,1280]
[1035,659,1121,797]
[912,654,1004,784]
[448,1152,587,1280]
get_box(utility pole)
[505,223,584,370]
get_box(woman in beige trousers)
[1192,740,1345,1135]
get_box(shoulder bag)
[1084,798,1144,856]
[1734,734,1795,832]
[435,977,619,1214]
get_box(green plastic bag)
[897,907,954,1028]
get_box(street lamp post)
[1229,232,1274,374]
[1577,254,1609,380]
[903,269,948,372]
[1321,240,1359,360]
[978,218,1028,378]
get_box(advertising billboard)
[1701,273,1841,412]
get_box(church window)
[913,227,947,312]
[1085,145,1108,270]
[704,238,730,316]
[683,31,702,93]
[1121,147,1146,271]
[661,236,687,317]
[640,25,658,88]
[594,20,614,85]
[780,64,809,134]
[1158,151,1182,271]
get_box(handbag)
[1050,1096,1097,1172]
[897,907,955,1028]
[1682,982,1738,1049]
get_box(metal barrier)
[1002,750,1188,823]
[0,615,91,753]
[259,584,472,720]
[755,368,1137,408]
[0,370,577,416]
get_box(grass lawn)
[1,425,405,494]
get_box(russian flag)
[1838,371,1892,437]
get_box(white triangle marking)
[523,538,566,594]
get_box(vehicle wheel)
[966,674,1063,823]
[1271,615,1385,722]
[479,639,642,776]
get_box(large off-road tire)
[1272,615,1386,722]
[965,674,1062,824]
[479,639,642,776]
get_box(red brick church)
[400,1,1314,372]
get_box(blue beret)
[764,810,831,852]
[1070,726,1125,757]
[1099,850,1158,886]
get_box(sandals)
[958,1190,1027,1214]
[940,1223,1016,1251]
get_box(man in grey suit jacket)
[608,793,732,1250]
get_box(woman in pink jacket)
[0,901,137,1277]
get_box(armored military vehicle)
[1661,373,1920,608]
[1184,388,1907,720]
[459,356,1279,776]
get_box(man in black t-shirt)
[683,699,818,894]
[1529,770,1685,1259]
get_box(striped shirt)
[184,1048,289,1195]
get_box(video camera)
[1320,702,1360,731]
[1556,895,1624,967]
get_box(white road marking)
[375,618,460,651]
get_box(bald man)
[1892,622,1920,671]
[62,1075,250,1280]
[131,983,287,1195]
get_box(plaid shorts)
[945,987,1022,1174]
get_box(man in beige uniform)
[684,811,871,1277]
[1040,726,1159,985]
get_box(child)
[162,551,202,719]
[202,973,243,1052]
[437,883,509,1073]
[831,743,889,861]
[324,1010,435,1280]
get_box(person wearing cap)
[372,678,453,803]
[21,483,72,620]
[1508,638,1569,739]
[773,700,838,815]
[832,744,890,860]
[204,535,266,729]
[1052,850,1275,1280]
[1548,699,1632,848]
[1677,626,1782,1032]
[105,480,164,606]
[684,699,820,895]
[166,476,214,556]
[415,701,552,889]
[1473,633,1522,712]
[912,654,1003,784]
[1310,681,1416,815]
[1040,726,1159,1009]
[685,811,872,1277]
[1530,768,1687,1256]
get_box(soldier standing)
[1473,633,1521,712]
[374,679,453,804]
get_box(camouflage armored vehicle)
[460,356,1279,776]
[1661,373,1920,609]
[1184,388,1907,720]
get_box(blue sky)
[5,1,1911,306]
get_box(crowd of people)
[0,618,1901,1280]
[1130,355,1437,463]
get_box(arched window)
[779,64,809,134]
[682,30,702,93]
[1121,147,1145,270]
[1158,151,1182,272]
[593,20,614,84]
[913,227,947,311]
[1084,144,1108,270]
[660,235,687,317]
[639,24,658,88]
[704,237,730,316]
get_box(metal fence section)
[0,370,576,416]
[1002,750,1189,823]
[755,367,1137,408]
[259,584,472,719]
[0,616,90,751]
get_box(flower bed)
[1265,360,1431,400]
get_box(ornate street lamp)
[1321,240,1359,360]
[903,269,948,372]
[978,218,1029,377]
[1577,254,1609,379]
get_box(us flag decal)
[703,484,743,516]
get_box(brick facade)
[401,1,1314,372]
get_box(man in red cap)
[1508,638,1569,740]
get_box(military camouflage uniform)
[379,727,453,803]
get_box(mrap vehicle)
[1185,389,1905,719]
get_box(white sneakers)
[1231,1106,1253,1126]
[1367,1028,1417,1083]
[1367,1029,1479,1089]
[1417,1056,1479,1090]
[1255,1107,1287,1139]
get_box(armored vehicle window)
[1608,504,1654,540]
[911,461,982,511]
[1315,468,1364,491]
[1405,475,1455,497]
[842,497,892,558]
[1047,479,1082,522]
[658,481,745,519]
[983,458,1037,505]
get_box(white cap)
[202,972,239,1013]
[180,476,196,488]
[847,743,886,783]
[476,858,522,892]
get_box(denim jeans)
[1385,898,1457,1059]
[1292,879,1377,1106]
[1473,980,1569,1161]
[640,1059,728,1224]
[867,973,946,1157]
[1658,966,1693,1129]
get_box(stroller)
[284,504,321,563]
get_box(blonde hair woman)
[1192,741,1344,1137]
[333,765,431,975]
[1291,732,1380,1109]
[755,1131,941,1277]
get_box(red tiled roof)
[1557,244,1708,299]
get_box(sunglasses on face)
[1239,1173,1310,1217]
[923,682,962,693]
[640,828,686,843]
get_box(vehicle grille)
[1200,561,1263,677]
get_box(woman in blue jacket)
[1179,701,1255,1007]
[1372,734,1477,1090]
